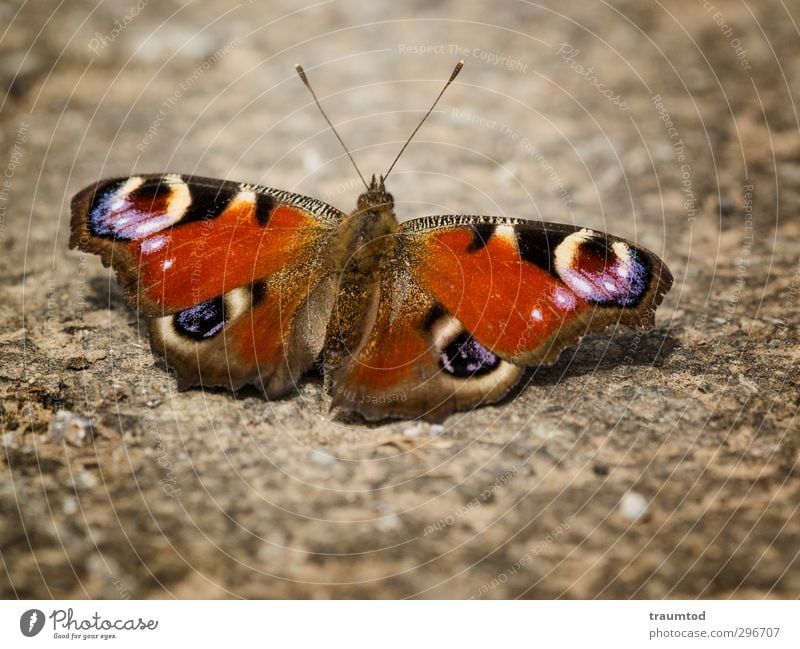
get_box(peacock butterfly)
[69,62,672,422]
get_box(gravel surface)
[1,0,798,598]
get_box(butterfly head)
[357,174,394,212]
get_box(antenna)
[295,64,369,190]
[383,60,464,181]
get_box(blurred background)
[1,0,798,598]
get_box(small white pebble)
[403,423,424,438]
[49,410,94,447]
[374,501,402,531]
[430,424,447,436]
[302,149,323,174]
[619,491,649,521]
[737,374,759,393]
[492,162,517,186]
[62,497,78,515]
[310,448,335,467]
[70,471,98,490]
[375,514,402,532]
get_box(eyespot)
[173,297,226,340]
[440,332,500,377]
[554,230,649,306]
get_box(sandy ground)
[1,0,798,598]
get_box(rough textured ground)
[1,0,798,599]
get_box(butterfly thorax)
[330,175,399,275]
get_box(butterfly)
[69,62,672,423]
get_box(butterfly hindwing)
[70,173,343,396]
[149,273,336,397]
[326,261,523,423]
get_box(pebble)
[619,491,649,522]
[67,470,98,490]
[65,350,106,370]
[65,356,90,370]
[374,501,402,531]
[49,410,94,447]
[310,448,335,467]
[403,423,423,437]
[375,513,402,532]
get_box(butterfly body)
[70,170,671,422]
[322,176,400,380]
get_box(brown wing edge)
[69,177,151,311]
[330,361,525,424]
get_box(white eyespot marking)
[140,234,169,254]
[554,287,578,311]
[163,175,191,224]
[495,225,518,246]
[570,275,594,296]
[553,228,594,276]
[531,307,544,321]
[554,231,648,305]
[612,240,632,267]
[119,175,192,239]
[235,190,256,205]
[161,258,174,271]
[224,287,252,322]
[227,190,257,220]
[112,176,145,206]
[430,314,464,349]
[110,177,145,211]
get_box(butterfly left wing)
[328,215,671,422]
[69,173,344,396]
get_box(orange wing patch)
[137,201,321,311]
[418,227,589,362]
[328,267,523,422]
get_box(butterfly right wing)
[70,173,344,396]
[326,214,671,422]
